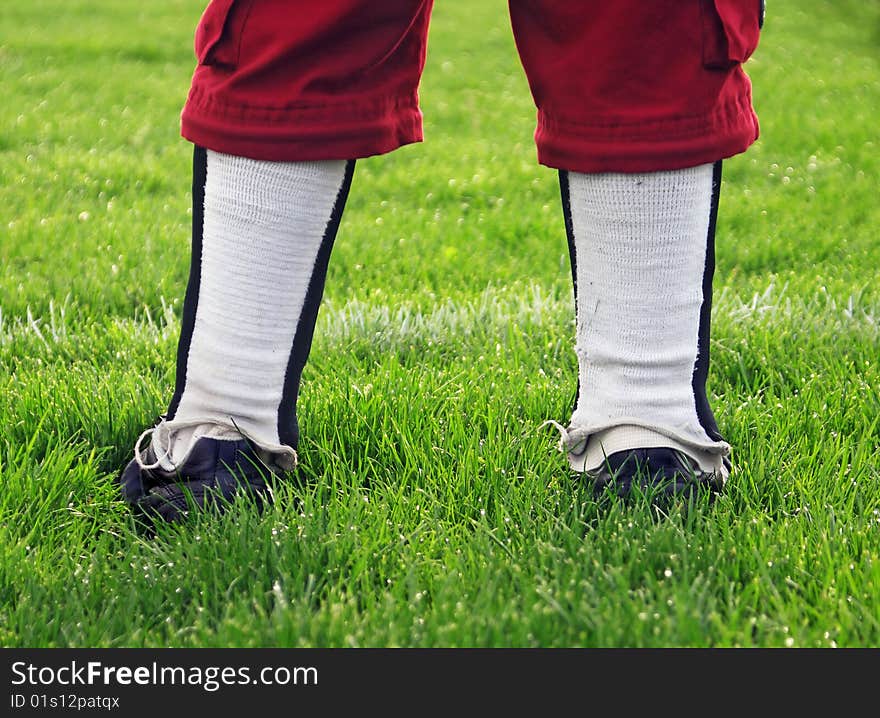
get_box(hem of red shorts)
[180,86,424,161]
[535,92,760,174]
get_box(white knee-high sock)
[561,163,730,473]
[151,149,353,471]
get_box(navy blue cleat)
[582,446,728,499]
[118,436,283,524]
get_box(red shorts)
[181,0,762,173]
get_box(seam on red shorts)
[183,84,421,126]
[537,92,756,143]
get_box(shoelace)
[540,419,590,455]
[133,420,176,471]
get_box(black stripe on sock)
[692,160,724,442]
[277,159,356,450]
[558,170,580,413]
[165,144,208,421]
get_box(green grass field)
[1,0,878,648]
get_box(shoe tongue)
[177,437,225,476]
[153,423,241,472]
